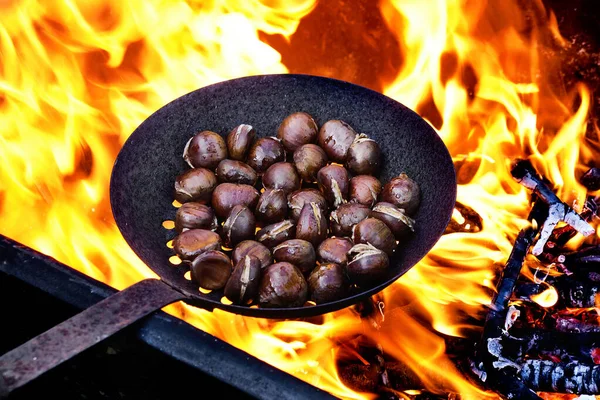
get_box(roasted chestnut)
[307,263,348,304]
[174,168,218,204]
[352,217,396,256]
[255,219,296,248]
[381,173,421,215]
[272,239,316,275]
[329,202,370,237]
[262,162,301,194]
[190,250,232,290]
[247,136,285,174]
[277,111,318,153]
[296,202,328,248]
[370,202,415,239]
[222,205,256,248]
[173,228,222,261]
[346,134,381,176]
[215,159,258,185]
[288,188,328,221]
[317,237,354,266]
[346,243,389,285]
[226,124,256,161]
[317,164,350,208]
[174,202,218,233]
[255,188,288,225]
[211,183,260,218]
[258,262,308,308]
[293,144,328,183]
[232,240,273,269]
[224,255,262,305]
[349,175,382,207]
[183,130,228,170]
[317,120,357,163]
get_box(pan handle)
[0,278,186,397]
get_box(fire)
[1,0,599,399]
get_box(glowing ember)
[1,0,599,399]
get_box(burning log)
[510,159,595,256]
[475,226,542,400]
[580,167,600,191]
[514,276,599,308]
[555,316,600,334]
[519,360,600,395]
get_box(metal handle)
[0,278,185,397]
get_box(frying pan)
[0,74,456,396]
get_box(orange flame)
[1,0,599,399]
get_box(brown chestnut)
[329,203,370,237]
[175,202,218,233]
[262,162,301,194]
[317,120,357,163]
[255,219,296,249]
[370,202,415,239]
[211,183,260,218]
[232,240,273,269]
[215,159,257,185]
[288,188,328,221]
[307,263,348,304]
[349,175,382,207]
[277,111,318,153]
[226,124,256,161]
[272,239,316,275]
[247,137,285,174]
[173,229,221,261]
[296,202,328,248]
[346,134,381,176]
[224,255,262,305]
[381,173,421,215]
[317,164,350,208]
[317,237,354,266]
[258,262,308,308]
[346,243,389,285]
[255,188,288,225]
[293,144,328,183]
[174,168,218,204]
[352,218,396,256]
[222,205,256,248]
[183,130,228,170]
[190,250,232,290]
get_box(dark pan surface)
[110,74,457,319]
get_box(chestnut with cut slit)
[255,188,288,225]
[296,202,328,248]
[255,219,296,248]
[190,250,232,290]
[222,205,256,248]
[262,162,301,194]
[349,175,382,207]
[346,134,381,176]
[346,243,389,286]
[370,202,415,239]
[330,202,370,237]
[174,168,217,204]
[258,262,308,308]
[352,217,396,256]
[224,255,262,305]
[288,188,328,221]
[232,240,273,269]
[183,130,228,170]
[226,124,256,161]
[317,164,350,208]
[293,143,328,183]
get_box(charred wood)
[510,159,595,256]
[519,360,600,394]
[581,167,600,191]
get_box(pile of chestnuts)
[170,112,421,308]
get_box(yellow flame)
[2,0,600,399]
[531,287,559,308]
